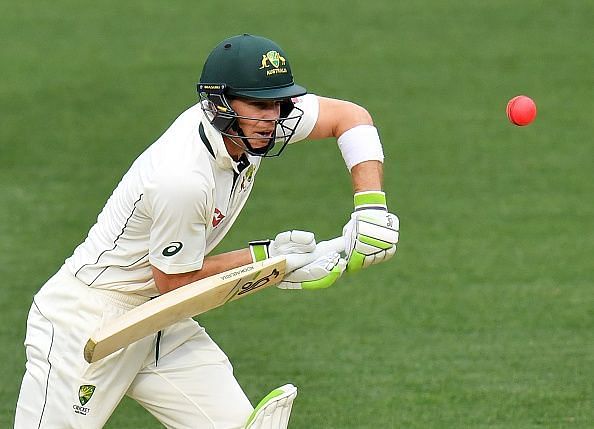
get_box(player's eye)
[251,101,279,110]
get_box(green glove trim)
[245,388,285,427]
[354,191,387,209]
[359,234,393,250]
[249,240,270,262]
[301,265,343,290]
[346,250,366,272]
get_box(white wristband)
[337,125,384,171]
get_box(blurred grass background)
[1,1,592,427]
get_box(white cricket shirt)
[65,94,319,296]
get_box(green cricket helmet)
[197,34,307,157]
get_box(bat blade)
[84,256,286,363]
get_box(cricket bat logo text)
[237,268,280,296]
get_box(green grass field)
[1,1,592,427]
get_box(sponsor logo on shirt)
[212,208,225,227]
[162,241,183,256]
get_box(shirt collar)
[199,113,247,173]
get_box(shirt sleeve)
[284,93,320,143]
[145,170,211,274]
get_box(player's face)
[228,98,282,149]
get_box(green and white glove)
[277,249,347,290]
[343,191,399,272]
[249,230,318,272]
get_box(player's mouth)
[252,130,274,139]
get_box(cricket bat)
[83,237,345,363]
[84,256,286,363]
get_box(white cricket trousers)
[14,266,253,428]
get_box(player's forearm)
[152,248,253,294]
[350,160,383,193]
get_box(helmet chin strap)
[230,121,274,156]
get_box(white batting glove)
[249,230,318,272]
[343,191,399,272]
[277,251,347,290]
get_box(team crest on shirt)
[79,385,95,405]
[240,164,256,191]
[73,384,96,415]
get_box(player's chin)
[248,136,272,149]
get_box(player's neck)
[223,136,246,161]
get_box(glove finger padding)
[354,213,399,254]
[312,236,345,256]
[269,230,316,257]
[283,252,319,273]
[250,230,318,272]
[344,207,399,273]
[278,252,347,290]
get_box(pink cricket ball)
[506,95,537,126]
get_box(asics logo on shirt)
[162,241,183,256]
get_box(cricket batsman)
[15,34,399,428]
